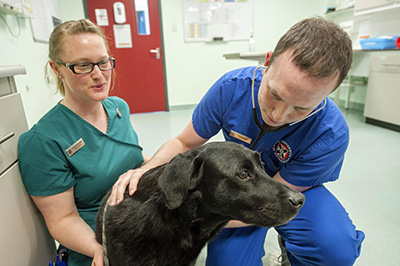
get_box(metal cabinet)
[364,53,400,131]
[0,66,56,265]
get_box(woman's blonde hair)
[45,19,114,96]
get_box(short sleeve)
[279,127,349,187]
[192,74,236,139]
[18,131,76,196]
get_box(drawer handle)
[0,132,15,144]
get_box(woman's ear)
[49,60,62,77]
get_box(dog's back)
[96,142,305,266]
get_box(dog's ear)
[158,150,203,210]
[253,151,264,168]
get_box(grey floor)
[130,105,400,266]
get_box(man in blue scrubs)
[112,17,365,265]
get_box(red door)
[85,0,166,113]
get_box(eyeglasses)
[56,57,116,74]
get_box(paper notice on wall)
[95,9,109,26]
[358,19,372,39]
[183,0,253,42]
[113,24,133,48]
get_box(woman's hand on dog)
[108,130,206,206]
[109,153,150,206]
[109,167,148,206]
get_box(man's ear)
[262,51,273,74]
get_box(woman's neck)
[61,97,108,133]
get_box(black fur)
[96,141,305,266]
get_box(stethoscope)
[249,66,327,150]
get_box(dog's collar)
[102,198,110,266]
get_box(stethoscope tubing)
[249,66,327,150]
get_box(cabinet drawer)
[0,93,29,173]
[0,162,56,264]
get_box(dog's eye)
[237,170,249,179]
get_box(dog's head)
[158,141,305,227]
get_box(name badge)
[65,138,85,157]
[229,130,252,144]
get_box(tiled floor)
[130,106,400,266]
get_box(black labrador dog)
[96,141,305,266]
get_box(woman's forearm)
[47,211,102,258]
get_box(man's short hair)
[270,17,353,89]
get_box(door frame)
[157,0,169,111]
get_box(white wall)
[0,0,85,128]
[1,0,331,127]
[1,15,56,128]
[160,0,327,107]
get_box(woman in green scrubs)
[18,19,145,266]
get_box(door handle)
[150,48,160,59]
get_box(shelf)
[355,3,400,16]
[223,52,266,62]
[0,65,26,79]
[0,1,24,16]
[325,7,355,18]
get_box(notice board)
[29,0,61,43]
[0,0,60,42]
[183,0,254,42]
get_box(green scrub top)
[18,96,144,266]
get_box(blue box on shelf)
[360,36,399,50]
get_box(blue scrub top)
[193,66,349,187]
[18,96,144,266]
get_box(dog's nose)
[289,192,305,209]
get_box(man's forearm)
[142,138,188,171]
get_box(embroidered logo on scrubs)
[273,140,292,163]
